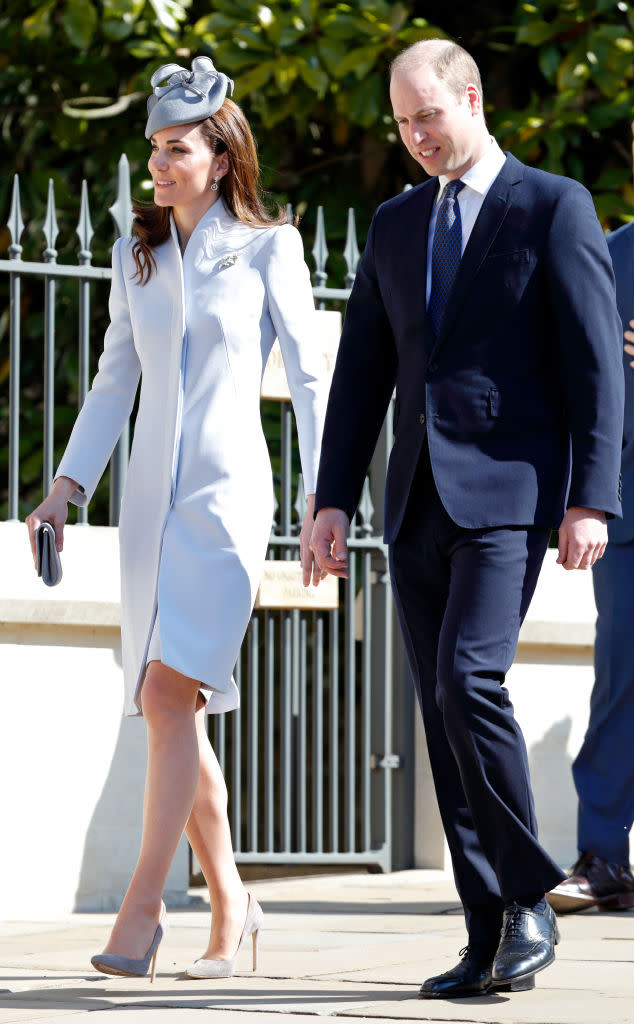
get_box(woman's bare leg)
[102,661,200,958]
[185,701,248,960]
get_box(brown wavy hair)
[131,98,287,284]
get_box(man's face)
[390,65,485,180]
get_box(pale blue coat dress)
[56,200,326,716]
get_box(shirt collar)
[436,138,506,204]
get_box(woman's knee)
[142,662,199,728]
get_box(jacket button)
[428,362,438,373]
[419,413,426,425]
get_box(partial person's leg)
[574,540,634,865]
[436,523,563,986]
[185,700,249,959]
[102,661,200,958]
[390,545,504,951]
[436,522,564,904]
[389,454,506,954]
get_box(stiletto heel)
[91,904,167,981]
[186,892,264,979]
[150,948,158,984]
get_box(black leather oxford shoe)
[419,945,535,999]
[491,902,560,986]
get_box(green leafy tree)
[490,0,634,221]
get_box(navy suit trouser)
[389,446,565,951]
[573,540,634,866]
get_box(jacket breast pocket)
[483,249,533,303]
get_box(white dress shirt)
[426,138,507,304]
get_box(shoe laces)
[501,903,528,939]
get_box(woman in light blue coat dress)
[26,58,327,981]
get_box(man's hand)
[556,506,607,570]
[309,507,350,578]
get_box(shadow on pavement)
[206,900,463,917]
[0,981,512,1012]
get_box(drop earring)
[211,176,219,192]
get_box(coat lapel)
[428,154,524,361]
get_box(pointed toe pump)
[91,904,168,982]
[186,892,264,979]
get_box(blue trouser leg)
[390,451,565,950]
[573,540,634,865]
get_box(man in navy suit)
[310,39,624,998]
[547,206,634,915]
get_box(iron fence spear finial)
[109,153,133,239]
[7,175,24,259]
[312,206,328,289]
[43,179,59,263]
[76,180,94,265]
[343,207,360,289]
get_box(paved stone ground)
[0,870,632,1023]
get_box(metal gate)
[223,403,397,872]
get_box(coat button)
[419,413,426,425]
[428,362,438,373]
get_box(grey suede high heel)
[186,893,263,979]
[91,904,167,982]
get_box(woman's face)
[148,122,226,210]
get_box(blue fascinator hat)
[145,56,234,139]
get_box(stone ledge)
[0,526,599,649]
[518,619,595,647]
[0,598,120,627]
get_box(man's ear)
[465,83,482,117]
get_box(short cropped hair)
[390,39,483,103]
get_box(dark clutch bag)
[35,522,63,587]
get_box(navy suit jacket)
[607,221,634,544]
[316,154,624,544]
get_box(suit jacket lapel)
[428,155,524,361]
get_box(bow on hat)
[145,56,234,138]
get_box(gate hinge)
[370,753,401,771]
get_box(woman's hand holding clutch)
[25,476,78,571]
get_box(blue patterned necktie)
[427,179,465,336]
